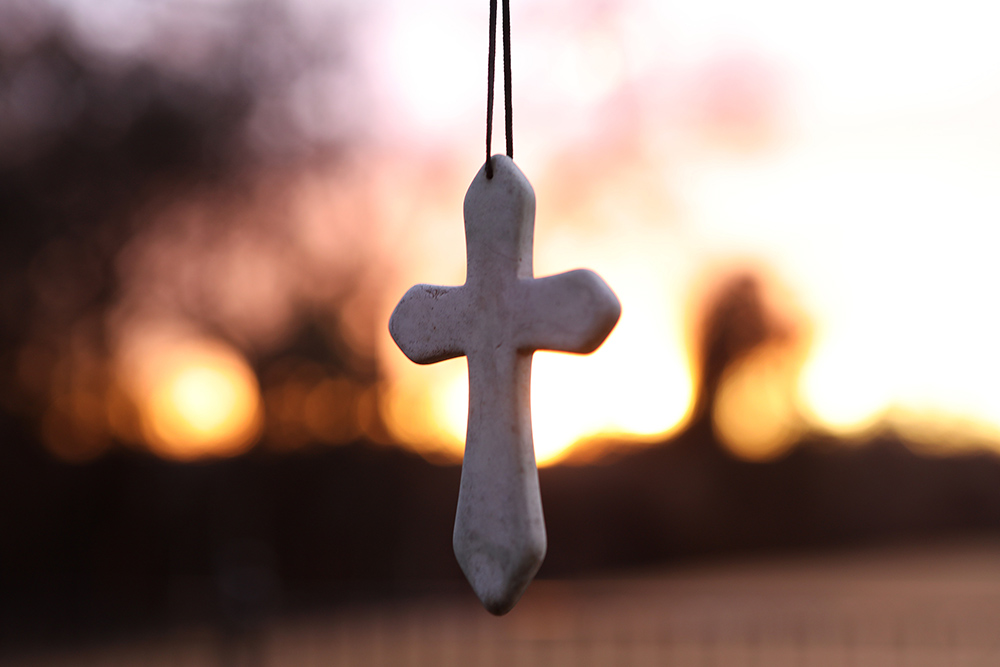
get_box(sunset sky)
[31,0,1000,465]
[370,0,1000,462]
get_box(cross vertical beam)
[389,156,620,614]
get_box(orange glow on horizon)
[370,0,1000,464]
[47,0,1000,466]
[713,341,804,462]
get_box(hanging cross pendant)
[389,155,621,614]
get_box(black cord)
[502,0,512,161]
[485,0,512,179]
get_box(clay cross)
[389,155,621,615]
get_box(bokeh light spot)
[121,333,263,461]
[714,343,803,462]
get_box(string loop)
[485,0,512,179]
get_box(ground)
[8,540,1000,666]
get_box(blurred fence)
[8,542,1000,666]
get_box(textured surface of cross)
[389,155,621,615]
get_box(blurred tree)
[689,274,787,437]
[0,1,372,459]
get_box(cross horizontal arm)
[514,269,621,354]
[389,284,469,364]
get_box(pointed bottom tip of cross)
[457,545,544,615]
[465,558,525,615]
[483,598,517,616]
[475,582,525,616]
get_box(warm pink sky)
[46,0,1000,463]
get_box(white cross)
[389,155,621,614]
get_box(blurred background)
[4,0,1000,663]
